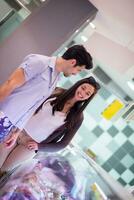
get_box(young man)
[0,45,93,146]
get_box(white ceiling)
[89,0,134,52]
[57,0,134,99]
[73,0,134,100]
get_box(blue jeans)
[0,112,16,143]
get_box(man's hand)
[27,141,38,151]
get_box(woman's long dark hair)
[35,76,100,130]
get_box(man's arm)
[0,68,25,101]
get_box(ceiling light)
[127,81,134,91]
[89,22,96,29]
[81,35,88,42]
[75,29,79,33]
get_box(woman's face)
[74,83,95,101]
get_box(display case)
[0,143,133,200]
[58,143,134,200]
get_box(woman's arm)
[38,115,83,152]
[4,128,21,148]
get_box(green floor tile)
[115,163,126,175]
[129,150,134,159]
[128,134,134,145]
[114,133,127,147]
[109,169,120,180]
[121,169,134,183]
[114,147,127,160]
[121,154,134,168]
[107,155,119,167]
[102,162,112,172]
[122,141,134,153]
[129,179,134,186]
[99,87,111,100]
[107,140,119,153]
[122,125,133,137]
[107,125,119,137]
[129,164,134,173]
[117,177,127,186]
[92,126,104,137]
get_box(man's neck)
[55,57,65,72]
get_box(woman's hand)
[4,131,20,148]
[27,141,38,151]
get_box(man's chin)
[63,73,70,77]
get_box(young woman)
[0,76,100,174]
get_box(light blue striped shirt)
[0,54,60,129]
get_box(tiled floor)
[58,73,134,187]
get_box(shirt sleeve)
[19,54,48,81]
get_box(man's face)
[63,59,86,77]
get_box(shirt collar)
[48,56,57,72]
[48,56,61,88]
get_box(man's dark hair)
[62,45,93,70]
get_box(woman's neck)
[62,98,76,114]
